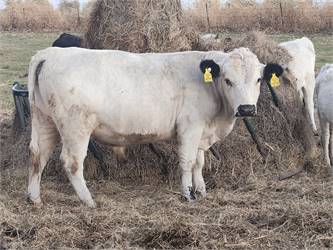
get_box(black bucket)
[12,82,30,129]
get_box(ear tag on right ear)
[204,67,213,83]
[270,73,280,88]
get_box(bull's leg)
[112,146,126,161]
[192,149,206,197]
[303,76,318,134]
[319,115,330,166]
[60,133,96,208]
[178,126,203,201]
[329,128,333,167]
[28,108,59,204]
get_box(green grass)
[0,32,59,111]
[0,32,332,112]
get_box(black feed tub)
[12,82,30,129]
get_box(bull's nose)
[235,105,256,117]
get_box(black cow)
[52,33,82,48]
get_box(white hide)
[27,47,265,207]
[279,37,317,133]
[316,64,333,167]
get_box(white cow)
[27,47,283,207]
[316,64,333,168]
[279,37,317,134]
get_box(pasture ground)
[0,32,332,249]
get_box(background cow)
[316,64,333,168]
[52,33,82,48]
[279,37,317,134]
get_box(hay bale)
[84,0,198,52]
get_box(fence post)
[279,2,284,30]
[205,1,211,32]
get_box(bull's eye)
[257,78,261,83]
[225,78,232,87]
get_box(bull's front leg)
[193,149,206,197]
[178,126,203,201]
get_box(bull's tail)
[28,57,46,106]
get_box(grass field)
[0,32,332,112]
[0,33,59,111]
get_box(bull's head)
[200,48,283,117]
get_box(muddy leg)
[60,133,95,208]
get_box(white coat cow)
[316,64,333,169]
[27,47,283,207]
[279,37,317,134]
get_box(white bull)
[316,64,333,169]
[279,37,317,133]
[27,47,282,207]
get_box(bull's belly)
[91,123,176,146]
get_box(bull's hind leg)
[28,108,59,204]
[60,135,95,208]
[329,127,333,167]
[303,75,318,134]
[192,149,206,197]
[319,115,330,166]
[58,110,97,208]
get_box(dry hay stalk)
[223,31,292,65]
[197,31,292,67]
[84,0,198,52]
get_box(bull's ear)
[263,63,284,82]
[199,60,220,78]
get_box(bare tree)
[59,0,81,28]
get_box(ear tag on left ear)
[204,67,213,83]
[270,73,280,88]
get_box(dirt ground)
[0,108,332,249]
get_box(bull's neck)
[212,78,234,119]
[211,78,237,139]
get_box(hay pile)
[84,0,198,52]
[223,31,293,65]
[197,31,292,68]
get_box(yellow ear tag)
[204,67,213,83]
[270,73,280,88]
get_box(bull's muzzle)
[235,105,256,117]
